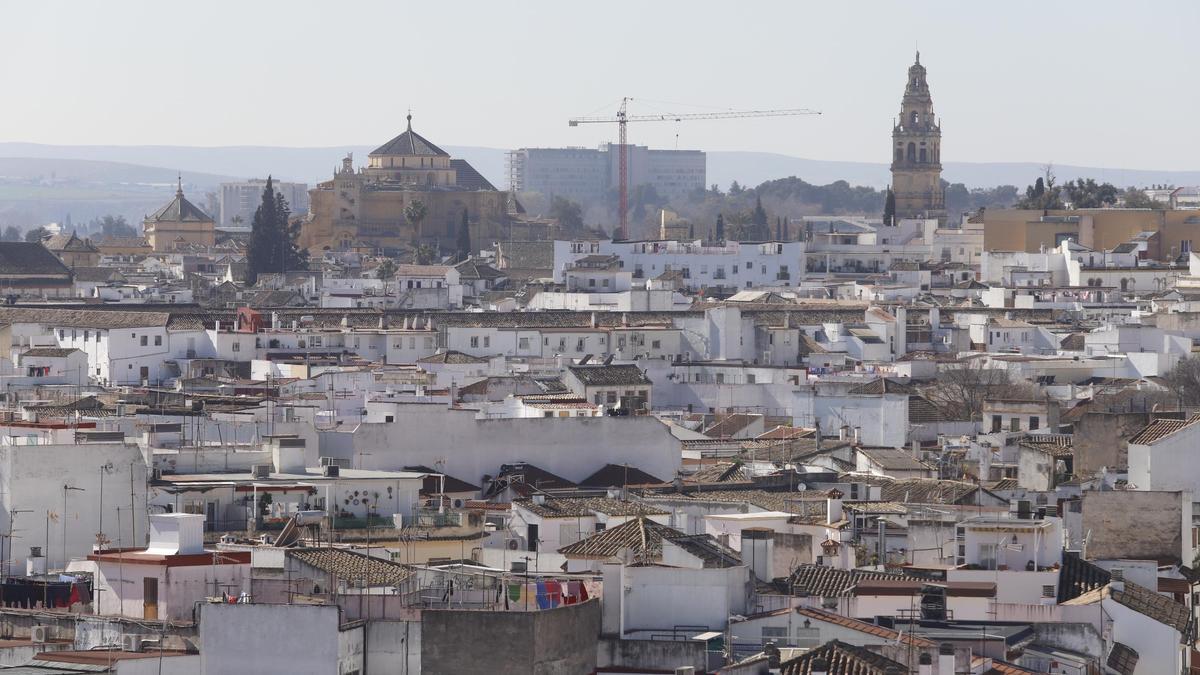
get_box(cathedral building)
[143,180,216,252]
[891,52,946,223]
[299,115,516,253]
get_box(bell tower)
[890,52,945,224]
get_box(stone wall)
[421,600,600,675]
[1082,490,1184,563]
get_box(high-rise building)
[219,179,309,228]
[890,52,945,223]
[507,145,705,206]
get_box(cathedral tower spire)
[890,53,945,224]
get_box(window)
[747,374,756,384]
[140,335,148,347]
[601,279,609,287]
[1041,585,1055,598]
[991,415,1002,433]
[470,337,479,348]
[588,278,595,287]
[84,331,90,341]
[979,543,998,570]
[483,336,490,348]
[519,337,530,350]
[58,330,64,339]
[746,262,752,270]
[715,373,725,384]
[1009,417,1020,432]
[154,335,162,346]
[384,415,394,423]
[232,342,240,352]
[1029,416,1039,430]
[651,340,661,349]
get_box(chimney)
[938,643,954,675]
[826,488,844,524]
[532,494,546,506]
[591,312,598,328]
[852,426,861,445]
[911,438,920,459]
[838,425,848,441]
[919,652,932,675]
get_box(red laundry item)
[68,584,81,606]
[578,582,589,602]
[544,580,562,607]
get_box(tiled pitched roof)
[567,364,651,387]
[370,119,449,157]
[662,533,741,568]
[579,463,664,488]
[557,517,680,559]
[847,475,990,505]
[513,496,666,519]
[44,232,98,253]
[683,462,751,484]
[704,413,761,438]
[856,448,932,472]
[21,346,80,358]
[146,190,213,223]
[1019,435,1074,458]
[785,563,910,597]
[286,548,411,587]
[0,306,171,329]
[402,466,480,495]
[72,266,125,283]
[848,378,916,395]
[1127,414,1200,445]
[417,350,488,364]
[1112,581,1191,633]
[450,159,497,191]
[779,639,907,675]
[1107,642,1138,675]
[793,607,934,647]
[0,242,73,277]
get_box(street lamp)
[62,485,85,570]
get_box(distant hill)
[5,142,1199,192]
[1,143,1197,228]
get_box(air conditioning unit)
[322,464,339,478]
[30,626,49,644]
[121,634,144,652]
[259,534,274,545]
[251,465,271,479]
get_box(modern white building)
[507,145,705,205]
[553,239,805,291]
[219,179,309,227]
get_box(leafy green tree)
[404,200,428,242]
[415,244,438,265]
[24,226,49,243]
[549,197,584,232]
[375,258,397,295]
[1121,188,1159,209]
[1015,166,1064,210]
[245,176,307,284]
[1,226,20,241]
[729,181,744,195]
[98,215,136,238]
[456,208,472,262]
[1063,178,1119,208]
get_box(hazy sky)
[1,1,1196,170]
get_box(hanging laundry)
[544,580,562,608]
[535,581,550,609]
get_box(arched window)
[910,111,919,126]
[906,143,916,162]
[919,148,927,163]
[1119,278,1128,291]
[895,148,903,163]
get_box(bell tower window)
[919,148,927,163]
[906,143,916,162]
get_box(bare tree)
[922,358,1039,421]
[1164,356,1200,407]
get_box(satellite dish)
[796,483,807,491]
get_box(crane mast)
[569,102,820,240]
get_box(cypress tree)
[882,187,896,226]
[456,208,471,262]
[246,176,307,284]
[715,213,725,241]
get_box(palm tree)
[375,258,397,296]
[404,200,428,242]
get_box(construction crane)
[569,98,821,239]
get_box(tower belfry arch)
[890,52,946,224]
